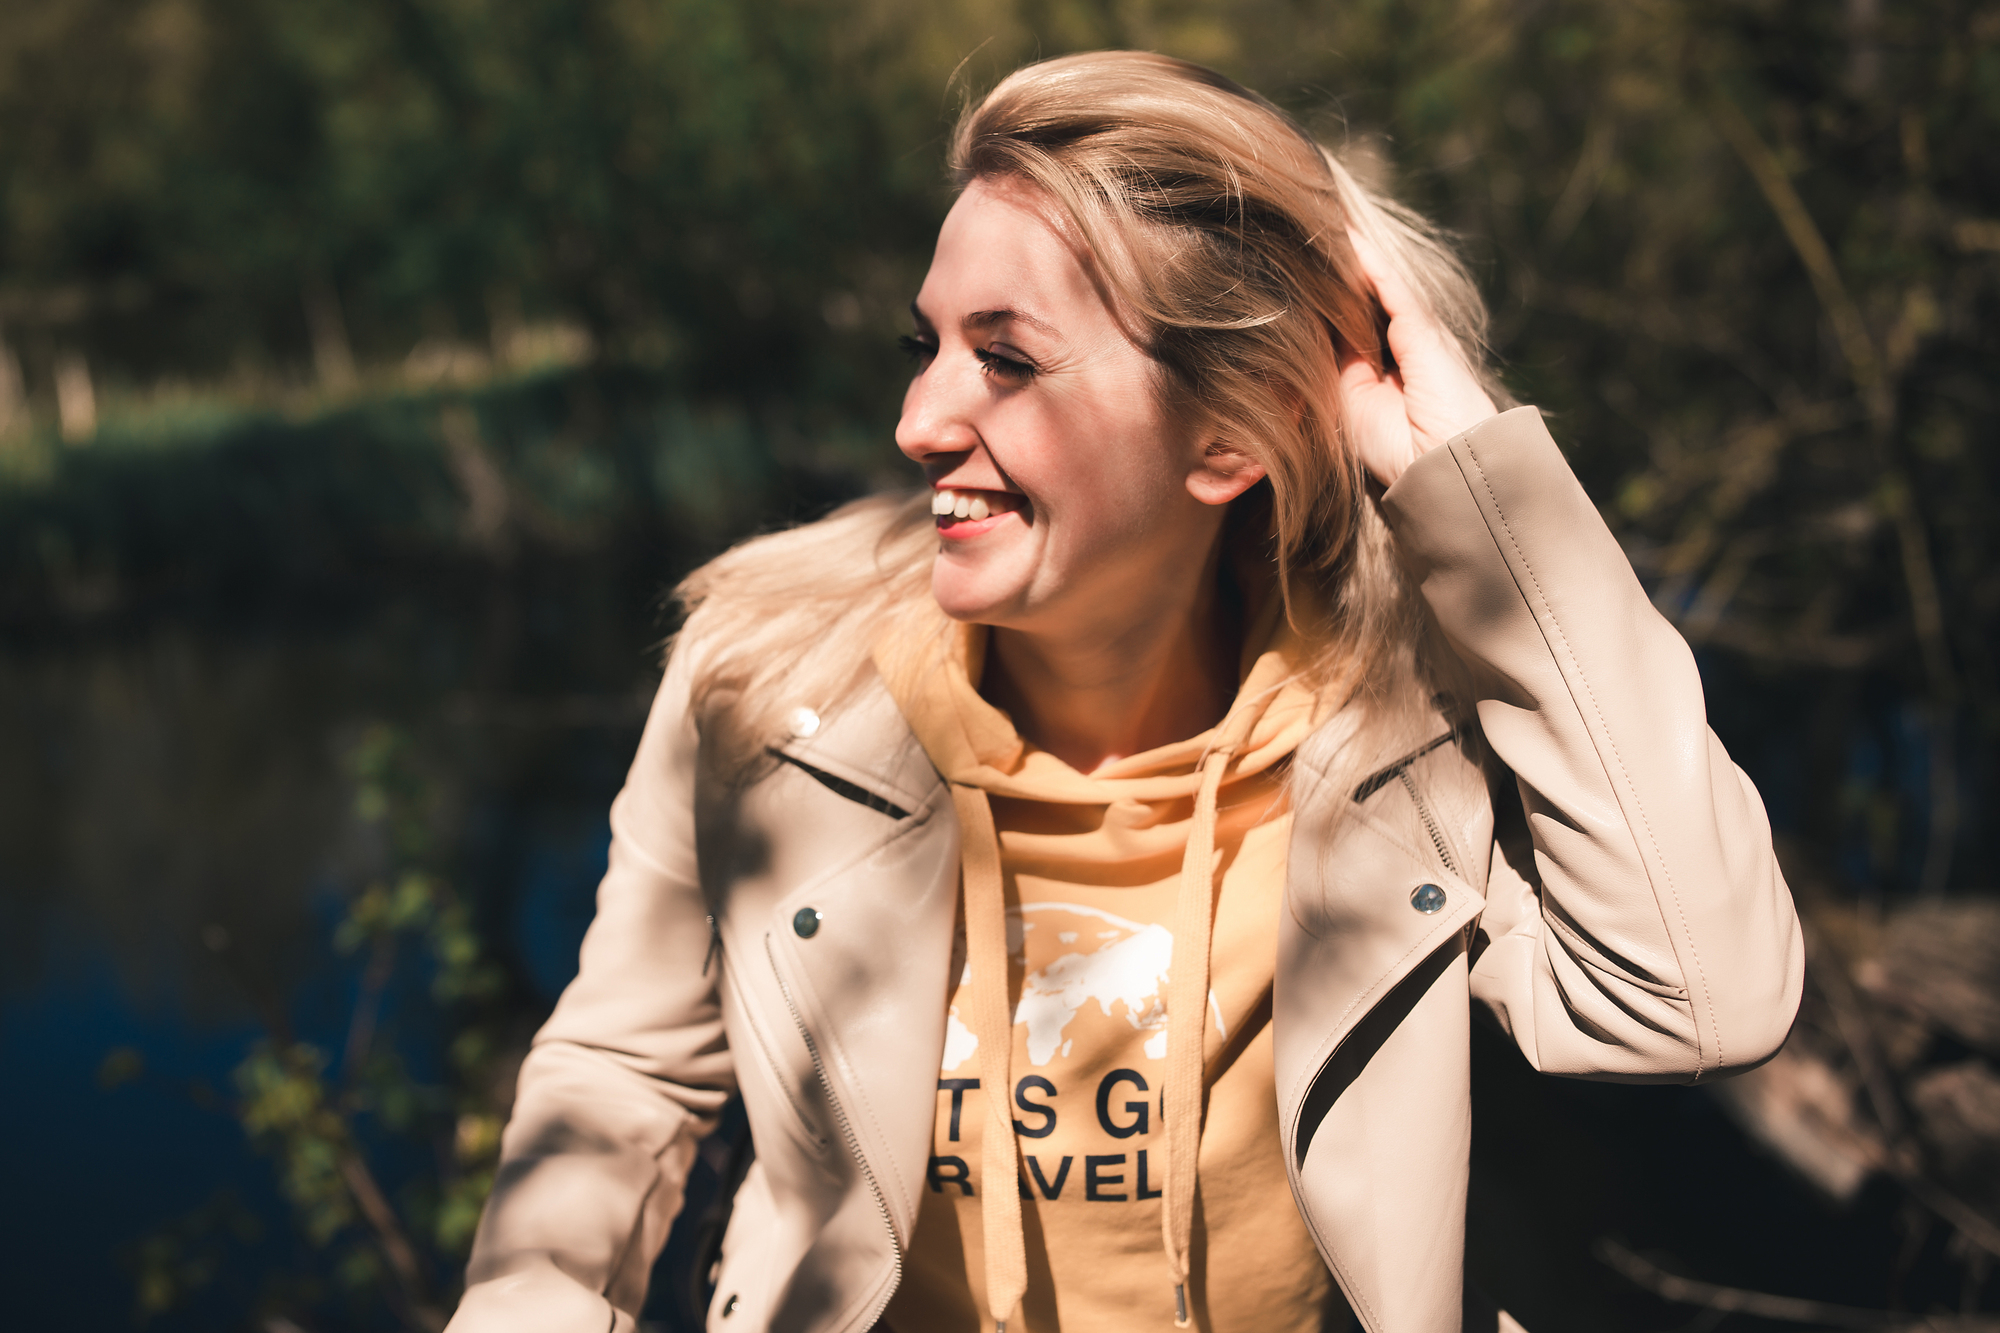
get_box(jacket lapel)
[1275,738,1490,1333]
[737,676,1502,1333]
[760,676,960,1245]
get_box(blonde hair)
[678,51,1497,780]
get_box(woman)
[446,52,1803,1333]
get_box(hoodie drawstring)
[952,736,1240,1332]
[1161,741,1236,1329]
[952,782,1027,1333]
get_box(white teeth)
[934,488,1007,522]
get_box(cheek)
[1019,391,1183,502]
[1037,436,1187,552]
[1040,486,1151,557]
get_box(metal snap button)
[722,1292,739,1317]
[793,907,822,938]
[1411,883,1446,914]
[786,706,821,739]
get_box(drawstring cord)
[953,782,1027,1333]
[953,735,1242,1332]
[1161,741,1236,1329]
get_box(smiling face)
[896,177,1259,640]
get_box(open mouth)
[931,487,1025,531]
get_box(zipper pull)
[703,913,723,976]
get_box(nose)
[894,353,981,469]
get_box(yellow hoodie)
[873,602,1347,1333]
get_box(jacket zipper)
[764,931,904,1329]
[708,910,831,1151]
[1398,768,1462,880]
[716,942,829,1153]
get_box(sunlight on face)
[895,178,1224,638]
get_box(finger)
[1332,339,1377,375]
[1346,229,1426,325]
[1336,349,1396,395]
[1350,229,1470,386]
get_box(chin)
[929,564,1025,626]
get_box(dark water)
[0,613,637,1328]
[9,625,1990,1333]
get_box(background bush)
[3,1,1998,1329]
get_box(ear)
[1186,439,1268,507]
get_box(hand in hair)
[1336,232,1498,489]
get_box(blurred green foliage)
[0,0,958,408]
[6,0,1995,889]
[128,725,509,1330]
[7,0,2000,1326]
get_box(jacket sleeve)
[1380,406,1803,1081]
[446,646,735,1333]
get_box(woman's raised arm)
[1382,407,1804,1079]
[1343,245,1803,1079]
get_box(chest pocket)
[770,750,912,821]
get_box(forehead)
[918,177,1110,320]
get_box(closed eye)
[897,333,936,364]
[972,347,1036,382]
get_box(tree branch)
[1706,80,1960,895]
[1704,88,1884,409]
[337,1148,446,1333]
[1596,1238,2000,1329]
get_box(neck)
[980,556,1243,775]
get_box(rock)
[1908,1060,2000,1207]
[1856,901,2000,1057]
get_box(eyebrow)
[909,301,1062,340]
[964,308,1060,337]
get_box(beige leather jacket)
[446,408,1804,1333]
